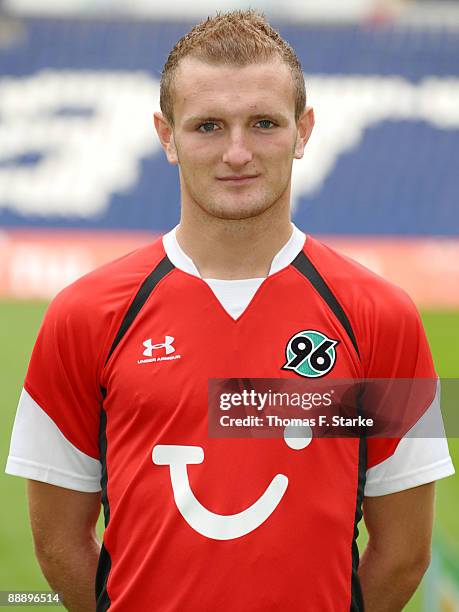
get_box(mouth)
[217,175,260,185]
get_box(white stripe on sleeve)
[5,388,102,493]
[365,382,455,496]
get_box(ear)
[154,111,178,165]
[294,106,315,160]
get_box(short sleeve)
[5,284,107,492]
[363,289,454,494]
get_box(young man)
[6,10,454,612]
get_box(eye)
[256,119,275,129]
[198,122,219,133]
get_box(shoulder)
[303,234,418,321]
[302,235,432,375]
[38,236,170,367]
[49,236,167,320]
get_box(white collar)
[162,223,306,280]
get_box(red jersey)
[8,230,453,611]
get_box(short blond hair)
[160,10,306,125]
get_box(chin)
[212,208,265,221]
[210,206,271,221]
[201,193,278,221]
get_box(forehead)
[172,57,296,120]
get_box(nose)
[222,129,253,168]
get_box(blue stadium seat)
[0,19,458,235]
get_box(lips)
[217,175,259,183]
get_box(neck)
[176,200,292,280]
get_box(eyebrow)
[183,112,288,125]
[249,113,287,122]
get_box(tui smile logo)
[282,330,338,378]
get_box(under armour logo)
[143,336,175,357]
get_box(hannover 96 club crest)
[282,330,338,378]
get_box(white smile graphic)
[152,426,312,541]
[153,445,288,540]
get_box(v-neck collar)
[162,225,306,320]
[162,224,306,280]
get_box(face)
[155,57,314,221]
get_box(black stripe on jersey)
[291,251,360,359]
[292,251,365,609]
[104,256,175,366]
[350,431,367,611]
[98,401,110,525]
[96,401,111,611]
[96,543,111,612]
[96,257,174,609]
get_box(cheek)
[264,151,294,180]
[186,133,224,155]
[179,155,213,182]
[176,136,215,164]
[259,137,295,165]
[185,149,221,176]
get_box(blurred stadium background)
[0,0,458,609]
